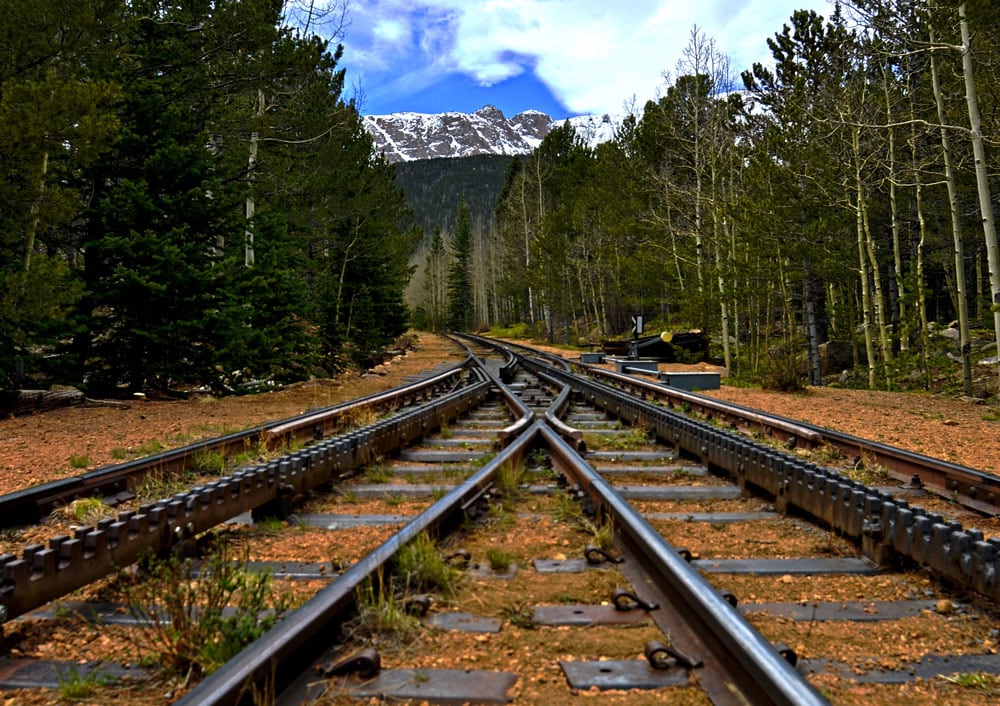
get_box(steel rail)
[0,376,491,622]
[538,422,827,706]
[10,344,995,701]
[460,332,821,446]
[517,352,1000,604]
[158,353,845,704]
[578,363,1000,513]
[180,420,824,704]
[263,359,473,444]
[580,364,822,445]
[0,358,474,527]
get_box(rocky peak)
[362,106,621,163]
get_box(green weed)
[493,461,524,507]
[57,665,110,700]
[252,517,285,536]
[395,532,459,596]
[350,570,420,644]
[61,497,109,524]
[552,489,586,524]
[581,515,615,551]
[337,489,359,504]
[364,464,394,483]
[501,601,536,629]
[131,468,195,502]
[123,540,290,678]
[940,672,999,690]
[844,456,891,486]
[136,439,166,456]
[191,449,226,475]
[486,548,515,571]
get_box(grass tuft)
[123,540,290,678]
[395,531,459,596]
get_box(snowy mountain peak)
[473,104,505,119]
[362,106,620,163]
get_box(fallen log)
[1,388,86,416]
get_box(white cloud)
[343,0,833,115]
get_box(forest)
[410,1,1000,396]
[0,0,415,395]
[5,1,1000,399]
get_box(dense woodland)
[5,2,1000,399]
[0,0,415,395]
[410,1,1000,396]
[394,155,512,238]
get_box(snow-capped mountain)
[362,105,620,163]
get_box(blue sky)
[337,0,835,119]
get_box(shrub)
[124,540,289,678]
[760,347,808,392]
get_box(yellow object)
[660,331,672,343]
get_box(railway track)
[0,339,999,704]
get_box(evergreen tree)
[421,226,449,331]
[0,0,119,386]
[742,7,855,385]
[446,197,474,331]
[79,2,242,393]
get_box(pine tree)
[80,2,240,393]
[446,197,474,331]
[0,0,119,386]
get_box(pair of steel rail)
[509,344,1000,605]
[0,360,483,620]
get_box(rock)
[935,599,955,614]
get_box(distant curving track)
[474,334,1000,517]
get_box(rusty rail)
[0,377,490,622]
[173,405,537,705]
[0,359,473,527]
[539,422,826,706]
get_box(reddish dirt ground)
[1,333,999,705]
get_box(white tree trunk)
[959,3,1000,384]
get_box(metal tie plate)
[693,557,881,575]
[741,600,953,621]
[337,668,517,704]
[426,611,503,633]
[532,604,651,626]
[560,659,690,690]
[799,653,1000,683]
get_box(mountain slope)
[393,154,513,236]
